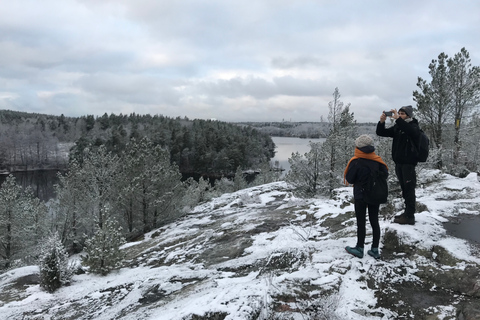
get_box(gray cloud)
[0,0,479,122]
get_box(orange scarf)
[343,148,388,185]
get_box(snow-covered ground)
[1,170,480,319]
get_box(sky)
[0,0,479,123]
[1,170,479,319]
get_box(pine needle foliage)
[82,210,125,276]
[39,233,74,293]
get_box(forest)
[0,111,275,179]
[0,48,479,293]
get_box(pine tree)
[0,175,45,269]
[82,208,125,275]
[285,141,324,197]
[414,48,480,172]
[324,89,356,194]
[233,166,247,191]
[79,145,120,236]
[447,48,480,166]
[51,159,87,253]
[39,233,74,293]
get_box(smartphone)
[384,111,393,116]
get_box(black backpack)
[362,162,388,205]
[413,129,430,162]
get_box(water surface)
[271,136,325,174]
[443,214,480,244]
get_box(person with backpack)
[376,105,421,225]
[344,134,388,259]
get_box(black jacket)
[376,118,420,165]
[345,146,389,200]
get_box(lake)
[0,169,62,202]
[0,137,322,201]
[271,136,325,174]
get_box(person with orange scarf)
[344,134,388,259]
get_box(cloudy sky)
[1,0,479,123]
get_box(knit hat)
[355,134,374,148]
[399,105,413,118]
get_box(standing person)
[344,134,388,259]
[376,105,420,225]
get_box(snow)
[1,171,480,319]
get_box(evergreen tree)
[414,48,480,172]
[212,177,234,197]
[233,166,247,191]
[249,162,281,186]
[82,208,125,276]
[285,142,324,197]
[39,233,74,293]
[324,89,356,194]
[81,145,120,234]
[51,160,88,253]
[116,138,184,234]
[447,48,480,165]
[181,176,215,210]
[414,52,451,169]
[0,175,45,269]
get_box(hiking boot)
[367,248,381,259]
[394,213,404,219]
[345,246,364,258]
[393,214,415,225]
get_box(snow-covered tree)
[39,233,74,293]
[414,52,451,169]
[181,177,214,211]
[285,142,324,197]
[233,166,247,191]
[414,48,480,172]
[448,48,480,165]
[249,162,281,186]
[285,88,356,197]
[82,207,125,275]
[116,138,184,234]
[51,159,88,253]
[81,145,121,233]
[0,175,46,269]
[323,89,356,194]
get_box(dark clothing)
[376,118,420,165]
[345,151,387,248]
[395,163,416,217]
[355,199,380,248]
[376,118,421,218]
[345,154,389,201]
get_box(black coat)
[345,147,389,200]
[376,118,420,165]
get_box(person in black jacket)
[344,134,388,259]
[376,105,420,225]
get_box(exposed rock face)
[1,172,480,319]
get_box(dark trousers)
[394,163,417,218]
[354,199,380,249]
